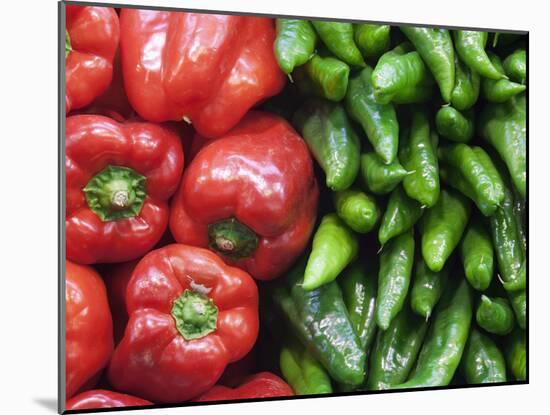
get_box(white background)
[0,0,546,413]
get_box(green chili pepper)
[399,110,440,207]
[476,295,515,335]
[505,328,526,381]
[346,66,399,164]
[294,54,350,102]
[439,164,493,217]
[460,218,494,291]
[339,261,378,353]
[391,278,473,389]
[460,328,507,384]
[508,289,526,330]
[272,257,366,385]
[438,144,505,216]
[333,188,380,234]
[453,31,506,80]
[411,256,449,320]
[479,93,526,199]
[359,152,410,195]
[482,53,526,103]
[489,186,524,291]
[400,27,455,102]
[376,229,415,330]
[371,42,432,105]
[451,55,481,111]
[503,49,526,85]
[378,185,423,246]
[503,260,526,292]
[435,107,474,143]
[391,80,434,104]
[513,189,527,256]
[274,19,317,75]
[294,99,360,191]
[421,188,471,272]
[367,306,428,390]
[311,21,365,67]
[354,24,391,61]
[279,336,333,395]
[303,213,359,291]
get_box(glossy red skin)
[70,52,134,122]
[66,5,120,113]
[108,244,259,403]
[119,9,286,138]
[66,261,114,399]
[195,372,294,402]
[66,390,152,410]
[66,115,184,264]
[170,111,319,280]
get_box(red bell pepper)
[108,244,259,403]
[66,261,113,399]
[169,111,319,280]
[66,390,152,410]
[119,9,286,138]
[66,115,185,264]
[65,5,120,113]
[195,372,294,402]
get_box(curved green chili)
[293,99,360,191]
[400,110,440,207]
[378,185,423,246]
[273,257,366,386]
[376,229,415,330]
[400,27,455,102]
[503,49,526,85]
[274,19,317,75]
[453,30,505,80]
[391,278,473,389]
[411,257,449,320]
[482,53,526,103]
[435,107,474,143]
[311,21,365,67]
[346,66,399,164]
[359,152,410,195]
[461,218,494,291]
[451,55,481,111]
[279,336,333,395]
[303,213,359,291]
[339,261,378,354]
[438,144,505,216]
[476,295,515,335]
[333,188,380,234]
[460,328,507,384]
[371,42,432,104]
[479,93,526,199]
[420,188,471,272]
[294,55,350,102]
[367,306,428,390]
[354,24,391,61]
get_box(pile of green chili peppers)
[262,20,526,394]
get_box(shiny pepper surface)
[119,10,285,138]
[170,112,318,281]
[65,115,184,264]
[108,244,259,403]
[65,5,119,113]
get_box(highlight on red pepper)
[108,244,259,403]
[66,261,113,399]
[195,372,294,402]
[169,111,319,280]
[65,5,120,113]
[65,115,185,264]
[66,390,152,410]
[119,9,286,138]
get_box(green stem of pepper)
[208,218,259,260]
